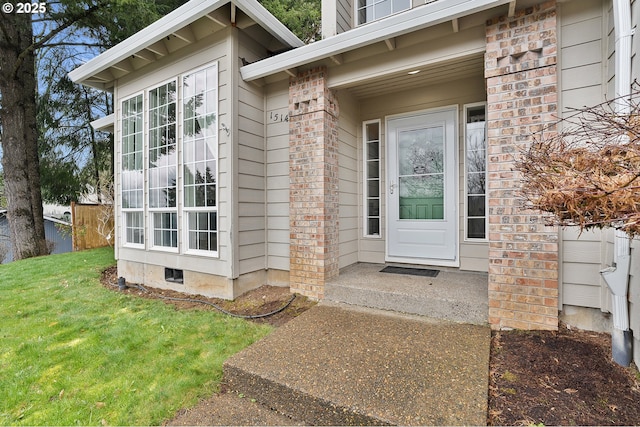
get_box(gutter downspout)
[599,0,634,367]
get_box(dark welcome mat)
[380,266,439,277]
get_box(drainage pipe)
[599,0,634,367]
[600,230,632,366]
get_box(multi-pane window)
[121,94,144,246]
[357,0,410,25]
[183,64,218,253]
[364,120,381,237]
[118,62,218,256]
[148,81,178,249]
[465,104,487,240]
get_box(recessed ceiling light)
[407,70,421,75]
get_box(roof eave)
[241,0,511,81]
[91,114,115,133]
[69,0,303,87]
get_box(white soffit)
[91,114,115,133]
[241,0,513,81]
[69,0,303,87]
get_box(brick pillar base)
[485,1,559,330]
[288,67,339,300]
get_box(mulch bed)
[101,267,640,425]
[488,326,640,426]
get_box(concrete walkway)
[224,302,491,425]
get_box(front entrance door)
[386,107,457,264]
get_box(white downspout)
[599,0,634,367]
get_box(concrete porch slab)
[224,303,491,426]
[326,263,489,325]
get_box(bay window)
[119,62,218,255]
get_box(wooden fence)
[71,202,114,251]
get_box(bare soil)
[101,267,640,426]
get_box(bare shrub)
[516,84,640,236]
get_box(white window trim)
[181,62,219,257]
[147,78,179,253]
[117,62,220,257]
[148,212,180,253]
[120,91,146,250]
[182,207,219,257]
[354,0,412,27]
[463,102,488,242]
[363,119,382,238]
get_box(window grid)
[125,212,144,246]
[357,0,410,25]
[121,94,144,246]
[153,212,178,248]
[148,81,178,249]
[465,104,487,240]
[364,120,381,237]
[187,211,218,251]
[183,64,218,254]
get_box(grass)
[0,248,272,425]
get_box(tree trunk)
[0,13,48,259]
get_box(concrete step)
[222,303,491,426]
[324,264,489,325]
[223,362,387,426]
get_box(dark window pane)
[368,199,380,216]
[468,195,485,217]
[467,218,486,239]
[367,180,379,198]
[368,218,379,236]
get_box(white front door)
[386,107,458,264]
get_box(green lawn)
[0,248,272,425]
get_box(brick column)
[288,67,339,300]
[485,1,559,330]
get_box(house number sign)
[269,110,289,122]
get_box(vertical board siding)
[558,0,608,309]
[265,81,290,271]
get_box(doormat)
[380,266,439,277]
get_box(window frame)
[363,119,382,238]
[147,78,179,253]
[117,61,219,257]
[181,62,219,257]
[120,92,145,249]
[463,102,488,242]
[355,0,411,26]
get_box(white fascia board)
[91,114,115,133]
[69,0,302,86]
[241,0,511,81]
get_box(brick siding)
[288,67,340,299]
[485,1,560,330]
